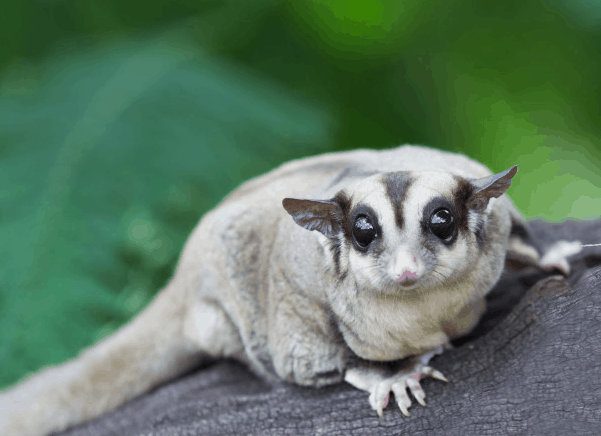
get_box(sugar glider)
[0,145,582,435]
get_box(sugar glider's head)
[283,166,517,294]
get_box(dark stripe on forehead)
[382,172,413,229]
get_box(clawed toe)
[391,381,413,416]
[406,377,426,407]
[423,366,449,382]
[344,354,448,418]
[370,366,447,417]
[369,383,391,417]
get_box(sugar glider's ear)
[468,166,518,212]
[282,198,343,239]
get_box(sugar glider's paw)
[540,240,582,276]
[345,357,448,417]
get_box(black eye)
[353,215,377,247]
[429,208,455,240]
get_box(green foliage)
[0,33,332,387]
[1,0,599,388]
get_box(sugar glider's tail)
[0,282,207,436]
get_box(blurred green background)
[1,0,600,389]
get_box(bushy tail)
[0,284,204,436]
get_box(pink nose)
[396,270,420,286]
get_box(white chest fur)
[330,278,478,361]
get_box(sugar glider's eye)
[429,208,455,240]
[353,215,377,247]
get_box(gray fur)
[0,145,578,435]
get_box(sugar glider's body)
[0,146,578,435]
[187,147,505,373]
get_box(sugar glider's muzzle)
[388,250,425,287]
